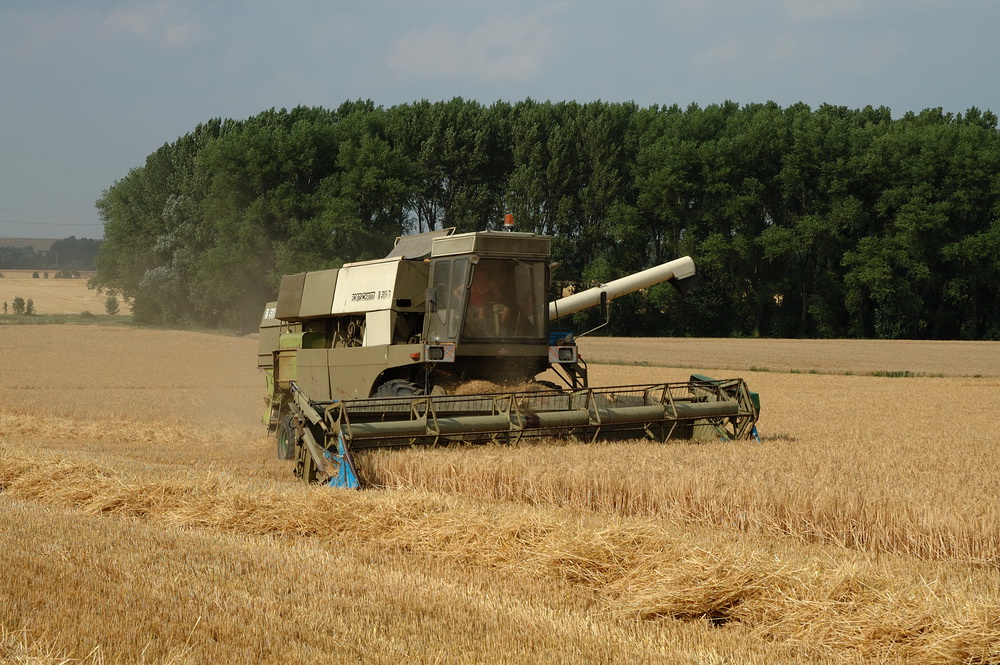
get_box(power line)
[0,218,104,227]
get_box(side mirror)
[578,290,610,338]
[547,262,560,289]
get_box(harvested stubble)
[3,497,660,665]
[0,324,261,424]
[359,367,1000,564]
[359,434,1000,565]
[5,325,1000,663]
[2,450,1000,664]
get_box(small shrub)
[81,311,95,319]
[2,301,6,314]
[25,299,34,316]
[12,296,25,315]
[32,271,39,278]
[105,295,120,316]
[44,272,49,279]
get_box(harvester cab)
[258,228,760,488]
[421,230,556,389]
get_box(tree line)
[92,99,1000,339]
[0,237,102,271]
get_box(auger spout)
[549,256,697,322]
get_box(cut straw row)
[1,451,998,663]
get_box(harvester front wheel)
[276,416,296,460]
[374,379,426,398]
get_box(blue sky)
[1,0,997,239]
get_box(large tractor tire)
[373,379,426,398]
[276,415,296,460]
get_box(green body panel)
[298,269,339,318]
[275,273,307,320]
[325,343,425,400]
[273,349,297,388]
[430,231,550,259]
[270,343,427,401]
[293,349,333,400]
[279,331,326,349]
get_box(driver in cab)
[466,262,512,336]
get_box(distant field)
[2,327,1000,663]
[577,335,1000,376]
[0,269,129,315]
[0,238,57,251]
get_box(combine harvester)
[258,226,760,488]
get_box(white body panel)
[363,310,393,346]
[332,258,402,315]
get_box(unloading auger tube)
[549,256,698,321]
[259,228,761,489]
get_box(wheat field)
[0,270,130,315]
[2,325,1000,663]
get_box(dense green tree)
[395,98,511,233]
[91,99,1000,338]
